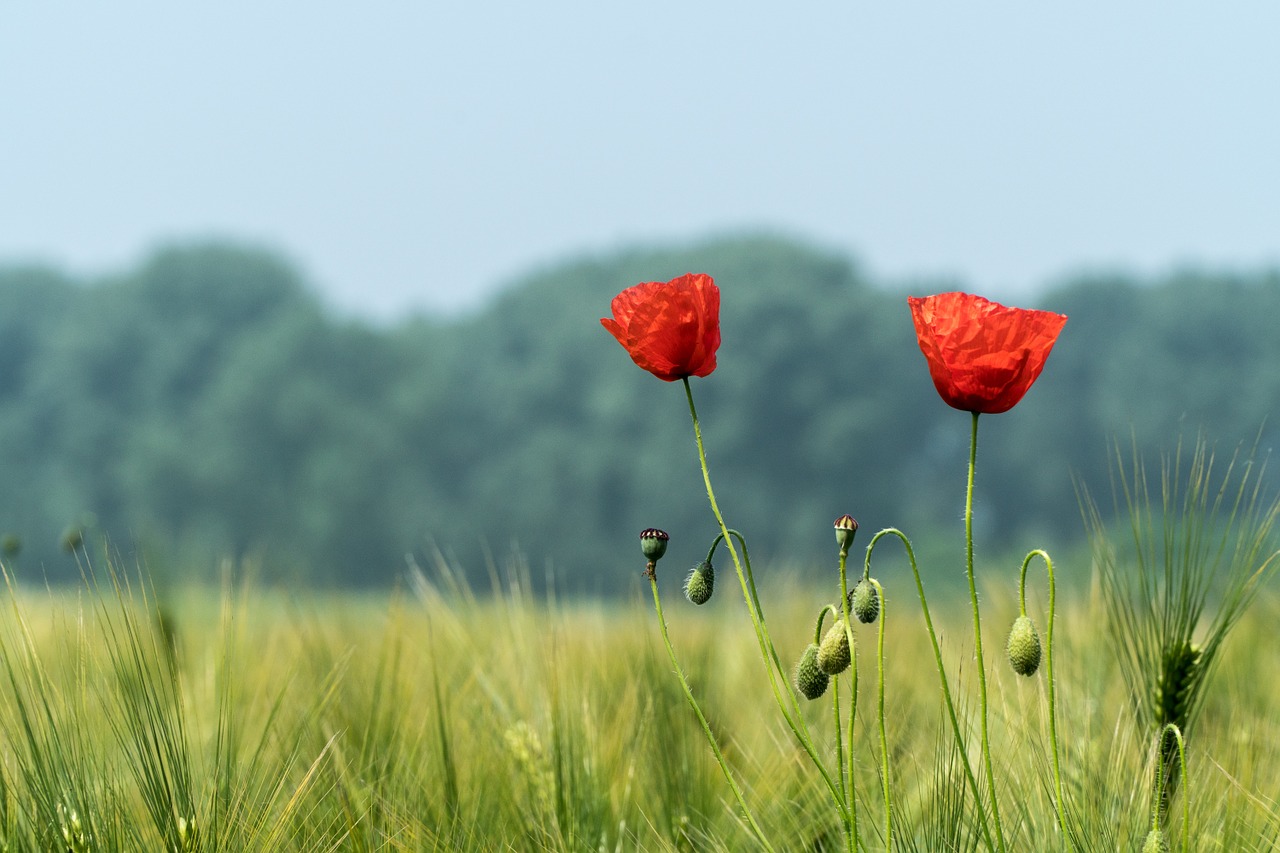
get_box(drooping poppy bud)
[817,621,852,675]
[684,561,714,605]
[794,643,829,700]
[849,579,880,624]
[834,515,858,554]
[1006,615,1042,676]
[639,528,669,562]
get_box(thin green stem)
[681,379,847,815]
[813,605,833,646]
[832,674,846,806]
[882,526,995,852]
[838,546,859,851]
[966,412,1006,851]
[870,577,891,849]
[1020,549,1067,845]
[730,506,846,813]
[648,574,775,852]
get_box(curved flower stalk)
[683,388,851,826]
[868,577,890,848]
[869,527,995,852]
[1013,549,1066,843]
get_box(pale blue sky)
[3,2,1278,319]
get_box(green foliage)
[1084,437,1280,831]
[1,238,1280,586]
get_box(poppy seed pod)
[817,621,852,675]
[1006,615,1042,676]
[684,561,714,605]
[639,528,669,562]
[849,579,880,624]
[834,515,858,554]
[794,643,829,700]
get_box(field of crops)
[0,534,1276,852]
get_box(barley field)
[0,536,1277,852]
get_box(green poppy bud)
[817,620,852,675]
[794,643,829,700]
[684,561,714,605]
[1006,615,1042,676]
[639,528,669,562]
[833,515,858,554]
[1141,829,1169,853]
[849,579,880,624]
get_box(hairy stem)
[681,379,847,816]
[648,574,774,851]
[966,412,1006,851]
[885,526,995,852]
[1020,549,1066,845]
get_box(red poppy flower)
[601,273,721,381]
[909,291,1066,414]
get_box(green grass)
[0,552,1277,852]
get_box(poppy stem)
[868,575,892,849]
[680,378,849,819]
[646,573,776,852]
[836,546,859,849]
[966,411,1007,852]
[1021,548,1067,845]
[890,526,995,852]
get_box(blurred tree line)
[0,237,1277,590]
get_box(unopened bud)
[684,561,714,605]
[818,620,852,675]
[849,579,880,624]
[794,643,829,700]
[1006,615,1042,677]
